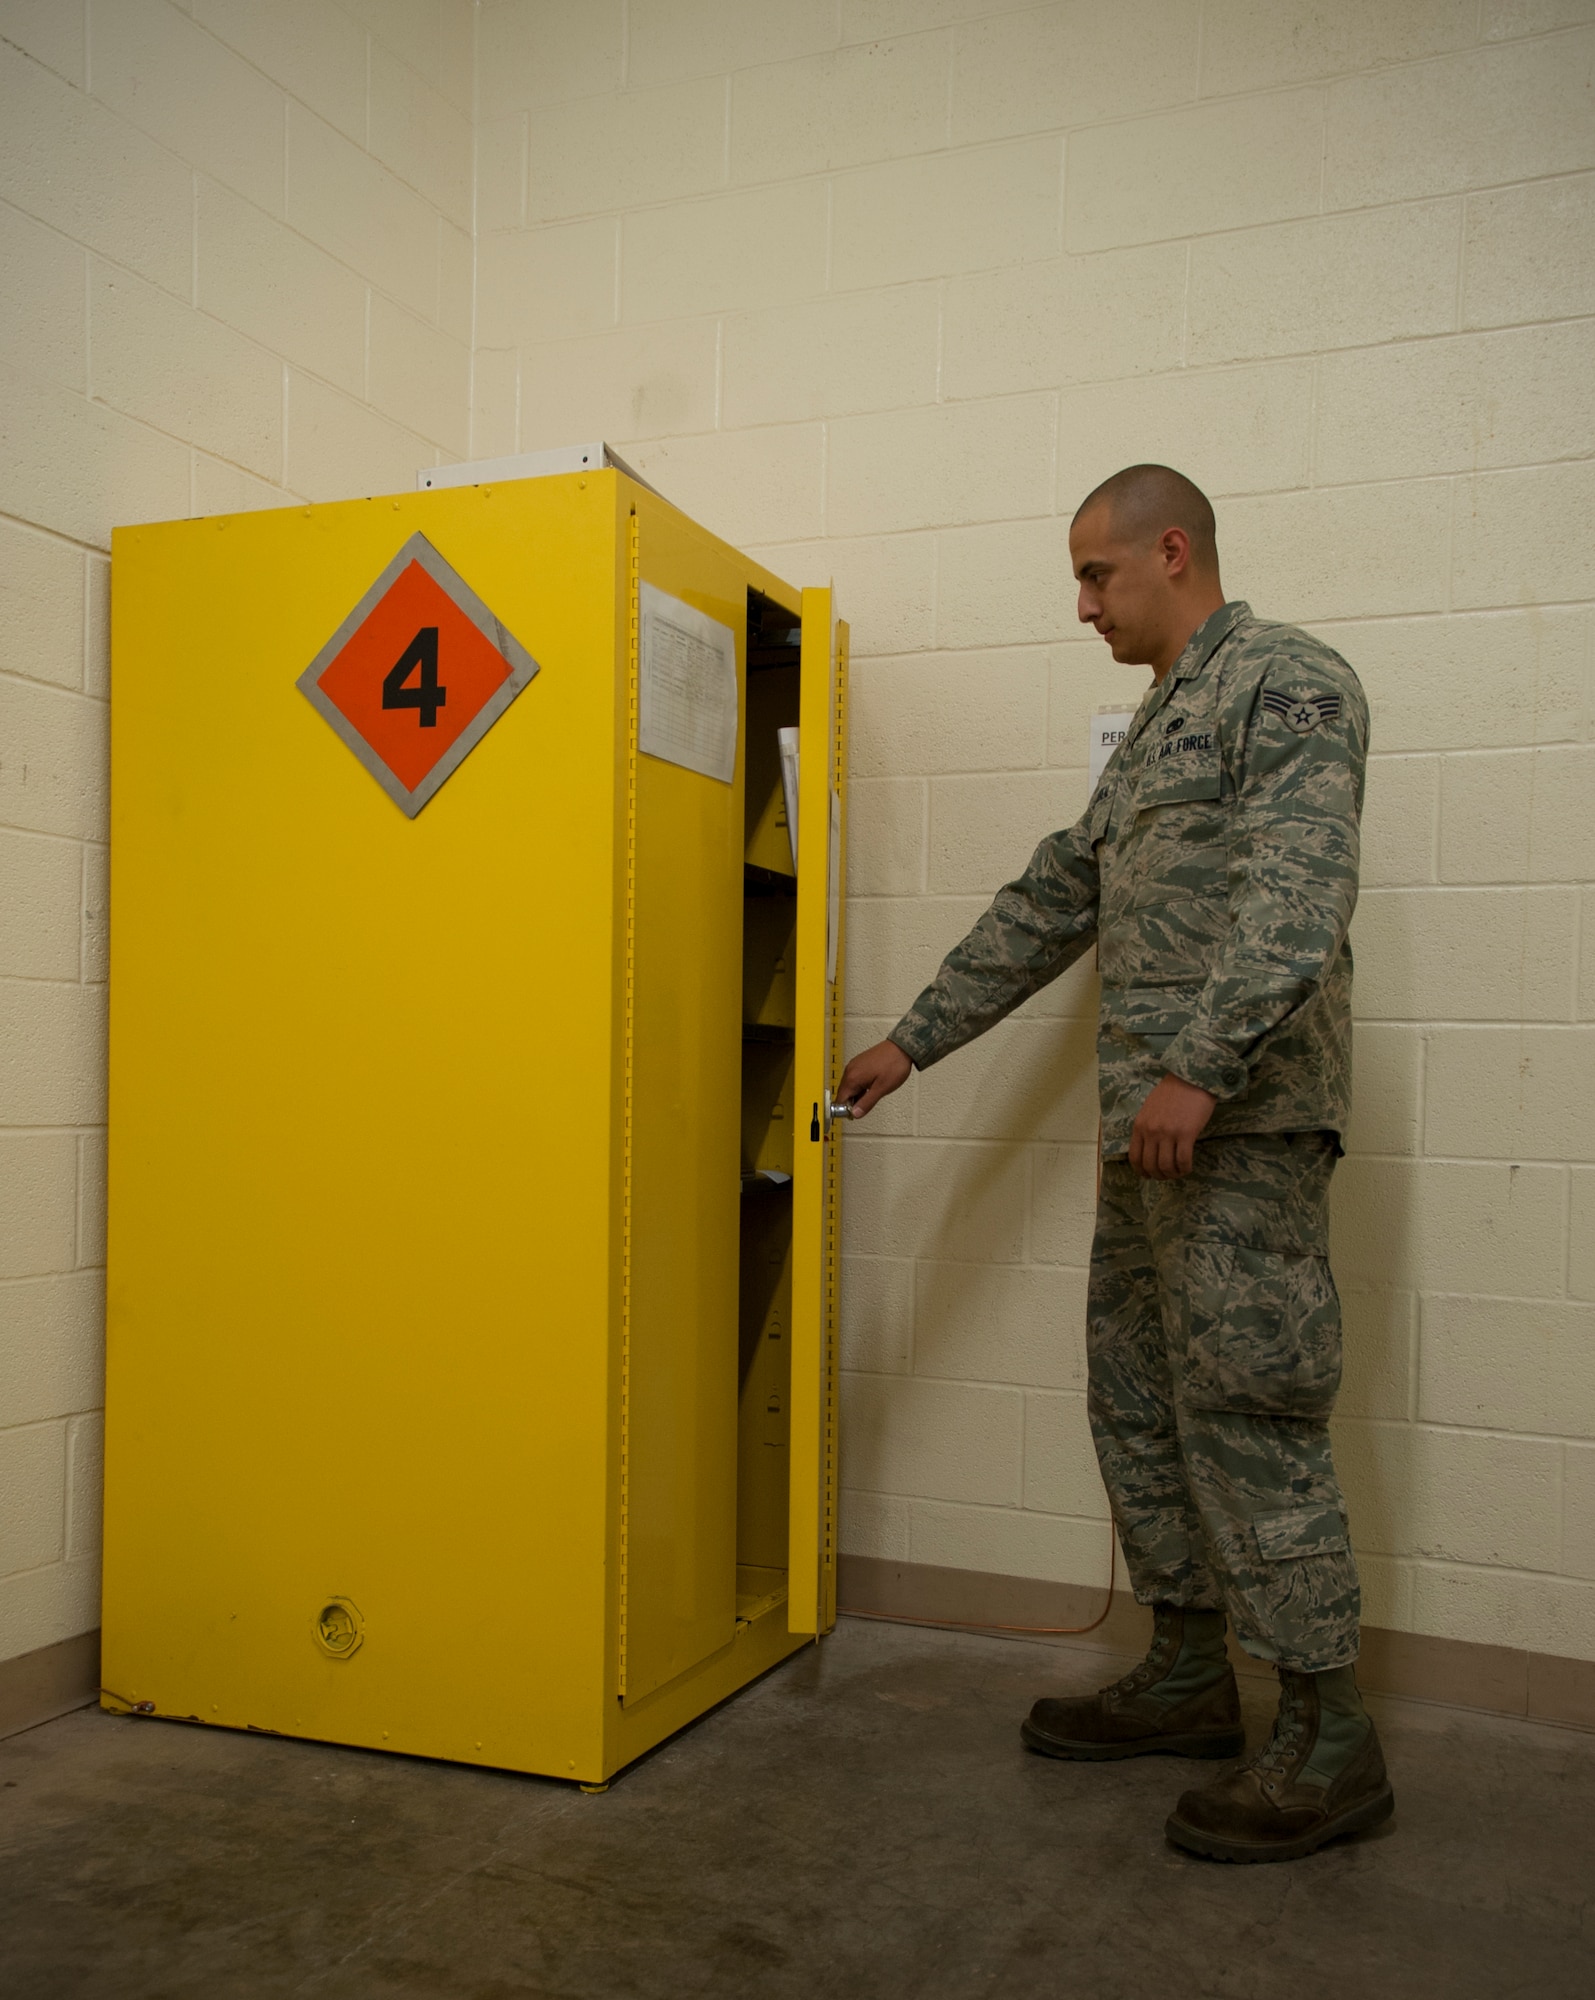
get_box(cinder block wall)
[3,1,1592,1681]
[0,0,475,1670]
[473,0,1595,1663]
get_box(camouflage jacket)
[890,602,1369,1156]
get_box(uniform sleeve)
[1161,659,1368,1101]
[889,810,1102,1070]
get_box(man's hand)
[1129,1073,1217,1179]
[837,1039,912,1118]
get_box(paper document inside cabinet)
[638,582,738,784]
[777,726,800,871]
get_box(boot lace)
[1104,1617,1179,1701]
[1246,1675,1309,1782]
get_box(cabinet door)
[621,500,746,1703]
[788,589,847,1636]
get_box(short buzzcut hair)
[1074,463,1219,573]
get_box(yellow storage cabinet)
[103,469,848,1784]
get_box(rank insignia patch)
[1262,690,1343,735]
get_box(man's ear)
[1160,526,1193,579]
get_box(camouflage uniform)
[890,603,1368,1671]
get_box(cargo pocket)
[1249,1502,1359,1667]
[1253,1504,1349,1564]
[1179,1243,1342,1421]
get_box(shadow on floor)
[2,1617,1592,1998]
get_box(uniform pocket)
[1133,715,1222,815]
[1122,749,1229,917]
[1179,1243,1343,1421]
[1250,1501,1360,1668]
[1131,843,1227,912]
[1135,758,1221,809]
[1252,1503,1349,1562]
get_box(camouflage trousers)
[1087,1132,1360,1672]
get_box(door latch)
[812,1091,855,1141]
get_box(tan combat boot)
[1021,1605,1245,1761]
[1165,1663,1395,1861]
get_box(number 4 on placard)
[383,626,448,728]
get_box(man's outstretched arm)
[838,810,1103,1119]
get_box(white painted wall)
[0,0,474,1665]
[2,0,1592,1671]
[473,0,1595,1665]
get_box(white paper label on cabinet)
[1089,707,1137,791]
[638,582,738,784]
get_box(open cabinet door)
[789,588,847,1636]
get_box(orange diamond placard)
[297,533,539,816]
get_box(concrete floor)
[2,1620,1592,2000]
